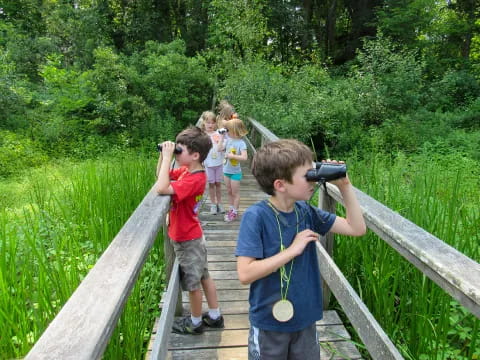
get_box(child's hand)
[160,141,176,158]
[288,229,319,257]
[323,159,351,187]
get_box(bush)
[351,34,424,124]
[426,70,480,111]
[91,40,213,143]
[0,130,49,177]
[219,61,331,145]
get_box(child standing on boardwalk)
[219,118,248,222]
[200,111,226,215]
[156,126,224,335]
[236,139,366,359]
[216,100,237,129]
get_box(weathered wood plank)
[168,324,352,350]
[175,301,250,315]
[208,262,237,271]
[209,270,239,280]
[207,254,236,262]
[163,341,363,360]
[174,289,249,302]
[205,247,240,255]
[153,311,344,334]
[205,240,237,247]
[209,279,248,290]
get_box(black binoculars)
[157,143,183,154]
[218,128,228,135]
[305,162,347,183]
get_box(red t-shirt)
[168,166,206,242]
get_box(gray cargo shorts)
[171,236,210,291]
[248,322,320,360]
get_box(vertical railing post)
[163,227,183,315]
[319,186,337,310]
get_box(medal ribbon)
[268,201,299,301]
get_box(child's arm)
[217,135,226,152]
[329,175,366,236]
[237,229,319,285]
[156,141,175,195]
[226,149,248,162]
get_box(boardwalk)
[147,165,363,360]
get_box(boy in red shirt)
[156,126,224,334]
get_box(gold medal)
[272,299,294,322]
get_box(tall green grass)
[334,151,480,359]
[0,153,165,359]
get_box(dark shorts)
[248,323,320,360]
[171,237,210,291]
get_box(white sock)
[208,308,221,320]
[232,208,238,214]
[191,315,202,326]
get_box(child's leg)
[188,289,203,318]
[214,182,222,204]
[201,277,219,309]
[208,183,217,204]
[201,277,223,326]
[230,179,241,211]
[224,175,233,207]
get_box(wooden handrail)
[26,187,171,360]
[325,182,480,318]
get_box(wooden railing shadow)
[26,118,480,360]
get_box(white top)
[204,130,225,167]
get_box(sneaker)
[202,312,225,328]
[224,209,232,222]
[217,204,225,214]
[210,204,217,215]
[224,210,238,222]
[172,316,204,335]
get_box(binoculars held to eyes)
[305,162,347,183]
[218,128,228,135]
[157,143,183,154]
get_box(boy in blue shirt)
[236,139,366,359]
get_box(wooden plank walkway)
[146,165,363,360]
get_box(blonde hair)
[199,111,217,131]
[216,102,235,128]
[225,118,248,138]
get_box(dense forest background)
[1,1,480,359]
[1,0,479,177]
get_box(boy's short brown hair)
[176,126,212,163]
[251,139,313,195]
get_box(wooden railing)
[26,117,480,360]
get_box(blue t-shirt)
[235,200,336,332]
[223,138,247,174]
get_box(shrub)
[426,70,480,111]
[0,130,49,177]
